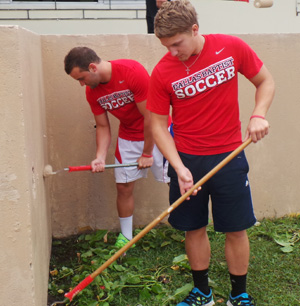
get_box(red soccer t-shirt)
[147,34,263,155]
[86,59,149,141]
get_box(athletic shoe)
[114,233,136,249]
[227,293,255,306]
[177,287,215,306]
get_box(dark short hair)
[64,47,101,74]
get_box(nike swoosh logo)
[119,80,125,84]
[216,48,225,55]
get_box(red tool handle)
[67,163,138,172]
[68,165,92,172]
[64,275,94,301]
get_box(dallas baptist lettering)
[97,89,135,110]
[172,57,235,99]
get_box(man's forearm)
[95,125,111,160]
[142,116,155,156]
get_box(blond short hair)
[154,0,199,38]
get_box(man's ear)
[192,24,199,37]
[88,63,97,72]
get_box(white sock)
[119,216,133,240]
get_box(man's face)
[159,30,197,62]
[69,66,100,89]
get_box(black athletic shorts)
[168,150,256,232]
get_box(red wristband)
[250,115,265,120]
[142,153,153,158]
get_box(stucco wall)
[236,34,300,218]
[43,34,171,238]
[1,26,300,306]
[0,0,300,35]
[0,26,50,306]
[42,32,300,239]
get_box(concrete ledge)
[0,6,146,21]
[137,9,146,19]
[0,9,27,19]
[85,9,139,19]
[0,2,56,9]
[29,9,84,19]
[0,1,145,10]
[0,19,148,34]
[0,9,145,20]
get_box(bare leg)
[225,230,249,275]
[116,182,135,217]
[185,226,211,270]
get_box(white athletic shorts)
[114,137,170,184]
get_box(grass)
[48,215,300,306]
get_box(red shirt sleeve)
[126,60,149,103]
[147,65,171,115]
[234,36,263,79]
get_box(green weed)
[48,216,300,305]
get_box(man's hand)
[137,155,153,169]
[91,158,106,172]
[244,117,270,143]
[156,0,168,8]
[177,166,201,199]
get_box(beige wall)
[0,0,300,35]
[1,26,300,306]
[237,34,300,218]
[44,33,300,239]
[0,26,51,306]
[43,34,171,238]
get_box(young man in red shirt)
[147,1,274,305]
[64,47,169,249]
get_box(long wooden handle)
[65,138,252,302]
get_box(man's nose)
[169,47,178,57]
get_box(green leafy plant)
[48,216,300,306]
